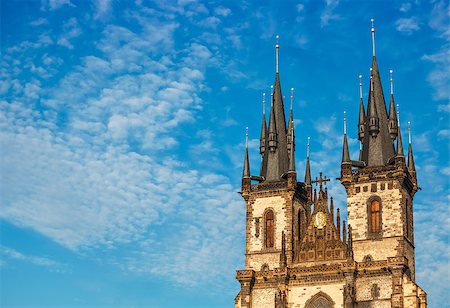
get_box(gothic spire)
[407,121,416,173]
[305,137,311,185]
[396,106,405,158]
[287,88,295,155]
[367,74,380,137]
[359,20,395,167]
[264,36,289,181]
[358,75,366,141]
[288,120,296,172]
[243,127,250,178]
[388,70,398,140]
[260,93,268,177]
[342,111,351,164]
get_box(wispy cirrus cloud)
[1,246,66,272]
[0,2,244,289]
[395,17,421,35]
[320,0,340,28]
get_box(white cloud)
[422,49,450,101]
[399,2,412,13]
[395,17,420,35]
[57,18,82,49]
[41,0,75,11]
[214,6,231,17]
[93,0,112,20]
[320,0,340,28]
[0,5,245,289]
[1,246,66,272]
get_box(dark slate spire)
[287,88,295,155]
[264,36,289,181]
[367,74,380,137]
[288,120,296,172]
[243,127,250,178]
[305,137,311,185]
[342,112,351,164]
[407,122,416,173]
[268,102,277,152]
[358,75,366,141]
[396,107,405,158]
[359,19,396,167]
[388,70,398,140]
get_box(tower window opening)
[369,199,381,234]
[265,210,275,248]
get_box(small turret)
[288,120,296,172]
[368,73,380,137]
[388,70,398,140]
[407,121,417,185]
[268,103,277,152]
[260,93,267,155]
[305,137,312,201]
[341,112,352,183]
[396,105,405,163]
[243,127,251,179]
[242,127,251,194]
[358,75,366,141]
[287,88,295,154]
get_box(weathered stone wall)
[251,287,276,307]
[246,196,287,270]
[403,275,421,308]
[287,283,345,308]
[355,275,392,302]
[347,180,403,240]
[352,237,401,262]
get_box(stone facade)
[235,26,427,308]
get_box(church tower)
[339,20,426,307]
[235,21,427,308]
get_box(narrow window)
[265,210,274,248]
[370,200,381,233]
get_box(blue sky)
[0,0,448,307]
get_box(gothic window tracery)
[305,292,334,308]
[265,210,275,248]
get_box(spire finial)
[290,87,294,111]
[275,35,280,74]
[359,74,363,99]
[344,111,347,135]
[371,18,376,57]
[262,92,266,115]
[408,121,412,144]
[390,69,394,95]
[245,127,249,148]
[307,136,310,159]
[397,104,400,126]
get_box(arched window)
[369,199,381,234]
[305,292,334,308]
[265,210,274,248]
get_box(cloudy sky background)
[1,0,449,307]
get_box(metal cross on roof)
[312,172,330,191]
